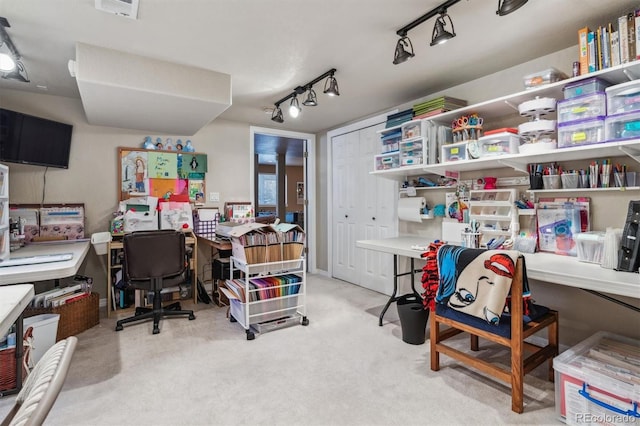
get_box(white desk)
[0,284,35,396]
[357,237,640,325]
[356,236,437,326]
[0,240,90,286]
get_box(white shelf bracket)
[504,100,519,113]
[619,146,640,165]
[623,68,638,81]
[497,159,529,173]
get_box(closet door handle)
[372,217,376,221]
[345,214,348,218]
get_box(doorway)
[250,126,316,273]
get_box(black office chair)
[115,230,196,334]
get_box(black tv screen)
[0,108,73,169]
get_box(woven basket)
[0,327,33,392]
[24,292,100,341]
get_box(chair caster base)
[115,324,123,331]
[153,327,160,335]
[189,313,196,320]
[301,316,309,326]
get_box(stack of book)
[413,96,468,120]
[31,283,91,308]
[385,109,414,128]
[578,8,640,75]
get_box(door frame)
[250,126,316,273]
[326,111,395,278]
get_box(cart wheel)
[189,313,196,320]
[230,315,237,323]
[301,317,309,326]
[115,324,123,331]
[246,330,255,340]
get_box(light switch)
[209,192,220,202]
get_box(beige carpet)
[0,274,560,425]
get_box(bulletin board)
[118,147,207,202]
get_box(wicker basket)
[0,327,33,392]
[24,292,100,341]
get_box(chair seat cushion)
[435,303,550,338]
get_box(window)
[258,174,287,206]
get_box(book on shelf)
[578,27,590,75]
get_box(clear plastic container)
[606,79,640,115]
[478,132,521,157]
[605,111,640,142]
[575,231,605,263]
[523,67,568,89]
[557,117,605,148]
[441,141,469,162]
[562,77,612,99]
[557,92,606,124]
[374,152,400,170]
[553,331,640,424]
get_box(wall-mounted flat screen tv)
[0,108,73,169]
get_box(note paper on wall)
[397,197,426,223]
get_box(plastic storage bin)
[374,152,400,170]
[23,314,60,364]
[478,131,521,156]
[553,331,640,425]
[575,231,605,264]
[606,79,640,115]
[557,117,605,148]
[400,139,424,166]
[557,92,606,124]
[605,111,640,142]
[562,77,612,99]
[441,141,469,162]
[560,173,579,189]
[523,67,567,89]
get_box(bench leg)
[430,314,440,371]
[470,334,479,351]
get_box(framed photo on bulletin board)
[118,147,207,201]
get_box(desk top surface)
[356,236,640,299]
[0,284,35,336]
[196,235,232,250]
[0,241,90,286]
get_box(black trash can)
[396,294,430,345]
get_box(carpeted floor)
[0,274,560,425]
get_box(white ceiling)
[0,0,636,135]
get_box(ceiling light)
[0,17,28,82]
[496,0,528,16]
[0,52,15,71]
[323,72,340,96]
[270,68,339,122]
[271,105,284,123]
[430,10,456,46]
[393,35,415,65]
[289,95,301,118]
[302,87,318,106]
[2,59,29,83]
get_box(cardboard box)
[229,223,281,264]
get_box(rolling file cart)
[221,257,308,340]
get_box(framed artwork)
[297,181,304,205]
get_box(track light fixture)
[0,17,29,82]
[393,35,415,65]
[302,87,318,106]
[271,68,339,123]
[394,0,527,65]
[496,0,528,16]
[430,10,456,46]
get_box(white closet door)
[331,131,360,284]
[357,124,398,295]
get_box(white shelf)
[528,186,640,194]
[371,60,640,180]
[518,209,536,216]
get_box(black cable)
[41,167,48,206]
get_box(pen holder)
[529,174,543,190]
[542,174,561,190]
[579,173,589,188]
[626,172,637,187]
[600,173,610,188]
[461,231,482,249]
[560,173,579,189]
[614,171,626,187]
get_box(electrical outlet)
[209,192,220,202]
